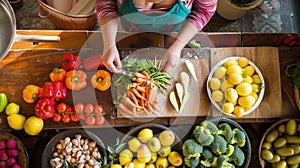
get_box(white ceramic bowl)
[207,56,265,117]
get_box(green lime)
[5,103,20,115]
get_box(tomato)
[56,102,67,113]
[66,105,74,113]
[78,112,86,120]
[94,104,104,114]
[74,103,84,113]
[70,113,79,122]
[85,115,95,126]
[95,115,105,126]
[84,104,94,114]
[52,113,61,122]
[61,114,71,124]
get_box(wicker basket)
[36,0,97,30]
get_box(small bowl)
[0,131,29,168]
[41,129,107,168]
[207,56,265,117]
[36,0,97,30]
[259,118,300,168]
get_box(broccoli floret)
[182,139,203,159]
[230,128,246,147]
[202,148,214,160]
[229,146,245,166]
[210,134,227,155]
[216,155,235,168]
[193,126,214,146]
[185,156,200,168]
[217,123,233,142]
[200,157,218,167]
[226,144,235,157]
[201,120,219,134]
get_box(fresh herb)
[103,138,126,167]
[285,62,300,90]
[63,160,77,168]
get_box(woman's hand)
[160,47,182,72]
[102,45,122,73]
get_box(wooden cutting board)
[210,47,282,119]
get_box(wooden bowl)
[208,117,252,168]
[0,131,29,168]
[41,129,107,168]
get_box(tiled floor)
[12,0,300,33]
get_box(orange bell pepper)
[50,68,66,82]
[22,85,40,103]
[91,70,111,91]
[65,70,87,90]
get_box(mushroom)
[78,163,85,168]
[76,134,83,150]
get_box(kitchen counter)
[1,30,300,168]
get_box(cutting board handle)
[15,34,60,42]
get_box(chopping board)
[210,47,282,118]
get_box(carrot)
[131,88,146,101]
[141,91,146,107]
[134,72,148,79]
[141,70,149,79]
[136,85,146,93]
[144,86,150,108]
[135,77,148,83]
[132,82,143,86]
[127,90,139,106]
[118,103,136,116]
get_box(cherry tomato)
[56,102,67,113]
[85,115,95,126]
[66,105,74,113]
[53,113,61,122]
[62,114,71,124]
[84,104,94,114]
[70,113,79,122]
[95,115,105,126]
[94,104,104,114]
[74,103,84,113]
[78,112,86,120]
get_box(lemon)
[5,103,20,115]
[145,163,156,168]
[226,64,242,75]
[214,66,227,79]
[159,130,175,146]
[158,146,171,157]
[149,152,158,163]
[209,77,221,90]
[223,60,238,68]
[243,65,255,76]
[222,102,234,114]
[221,80,234,91]
[147,137,161,152]
[237,57,249,68]
[232,101,237,105]
[228,73,243,85]
[168,151,183,167]
[7,113,26,130]
[133,159,145,168]
[137,144,152,163]
[128,138,142,152]
[238,95,256,110]
[252,74,262,84]
[233,106,245,117]
[111,164,122,168]
[236,82,253,96]
[138,128,153,143]
[24,116,44,136]
[211,90,224,103]
[243,75,253,84]
[250,92,258,101]
[225,88,238,102]
[119,149,133,165]
[156,157,169,168]
[252,83,260,93]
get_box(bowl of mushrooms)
[41,129,107,168]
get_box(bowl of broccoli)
[182,116,251,168]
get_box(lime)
[222,102,234,114]
[238,95,256,110]
[209,77,221,90]
[225,88,238,102]
[214,66,227,79]
[228,73,243,85]
[7,113,26,130]
[119,149,133,165]
[223,60,238,68]
[237,57,249,68]
[236,82,253,96]
[243,65,255,76]
[226,64,242,75]
[5,103,20,115]
[233,106,245,117]
[252,74,262,84]
[211,90,224,103]
[138,128,153,143]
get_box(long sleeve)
[95,0,119,21]
[186,0,217,31]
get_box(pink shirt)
[95,0,217,31]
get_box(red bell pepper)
[83,54,105,71]
[35,98,56,120]
[40,81,67,100]
[42,82,54,98]
[62,52,82,71]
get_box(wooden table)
[1,30,299,168]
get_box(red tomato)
[78,113,86,120]
[94,104,104,114]
[95,115,105,126]
[53,113,61,122]
[66,105,74,113]
[71,113,79,122]
[56,102,67,113]
[62,114,71,124]
[85,115,95,126]
[84,104,94,114]
[74,103,84,113]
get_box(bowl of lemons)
[207,56,265,117]
[118,124,184,168]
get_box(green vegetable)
[182,139,203,159]
[275,160,287,168]
[0,93,8,113]
[202,148,214,160]
[230,128,246,147]
[185,156,200,168]
[273,137,287,148]
[200,120,219,134]
[193,126,214,146]
[287,155,300,165]
[210,134,227,155]
[261,149,274,161]
[217,123,233,142]
[268,154,281,163]
[266,129,279,143]
[277,124,286,133]
[290,144,300,154]
[276,147,295,157]
[216,155,235,168]
[285,63,300,90]
[286,135,300,144]
[286,119,297,135]
[262,141,272,150]
[228,145,245,166]
[226,144,235,157]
